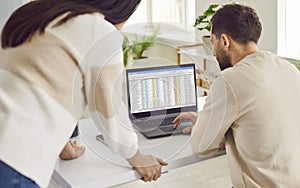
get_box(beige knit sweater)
[191,51,300,187]
[0,13,138,187]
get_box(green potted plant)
[194,4,220,54]
[194,4,219,32]
[122,26,160,67]
[292,59,300,71]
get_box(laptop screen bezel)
[125,63,198,119]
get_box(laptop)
[126,63,198,138]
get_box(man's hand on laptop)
[173,112,198,134]
[127,150,168,182]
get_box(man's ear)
[220,34,230,50]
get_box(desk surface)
[51,97,226,188]
[114,155,231,188]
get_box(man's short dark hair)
[211,3,262,44]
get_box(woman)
[0,0,167,187]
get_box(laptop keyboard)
[161,117,176,125]
[160,126,175,132]
[133,116,192,133]
[160,119,191,132]
[136,117,175,127]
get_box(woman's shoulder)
[47,13,115,35]
[45,13,118,59]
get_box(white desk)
[51,97,225,188]
[114,155,231,188]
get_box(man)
[174,3,300,187]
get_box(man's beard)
[216,50,232,71]
[219,59,232,70]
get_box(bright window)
[126,0,195,31]
[278,0,300,59]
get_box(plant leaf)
[204,4,219,16]
[122,25,160,65]
[194,4,220,32]
[292,59,300,71]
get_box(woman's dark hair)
[1,0,141,48]
[211,3,262,44]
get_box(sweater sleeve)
[83,28,138,159]
[47,13,138,159]
[191,74,238,156]
[84,54,139,159]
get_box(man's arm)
[191,75,238,156]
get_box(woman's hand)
[59,140,85,160]
[126,150,168,182]
[173,112,198,134]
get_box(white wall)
[0,0,28,30]
[195,0,277,53]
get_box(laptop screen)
[126,64,197,118]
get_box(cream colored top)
[0,13,138,187]
[191,51,300,187]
